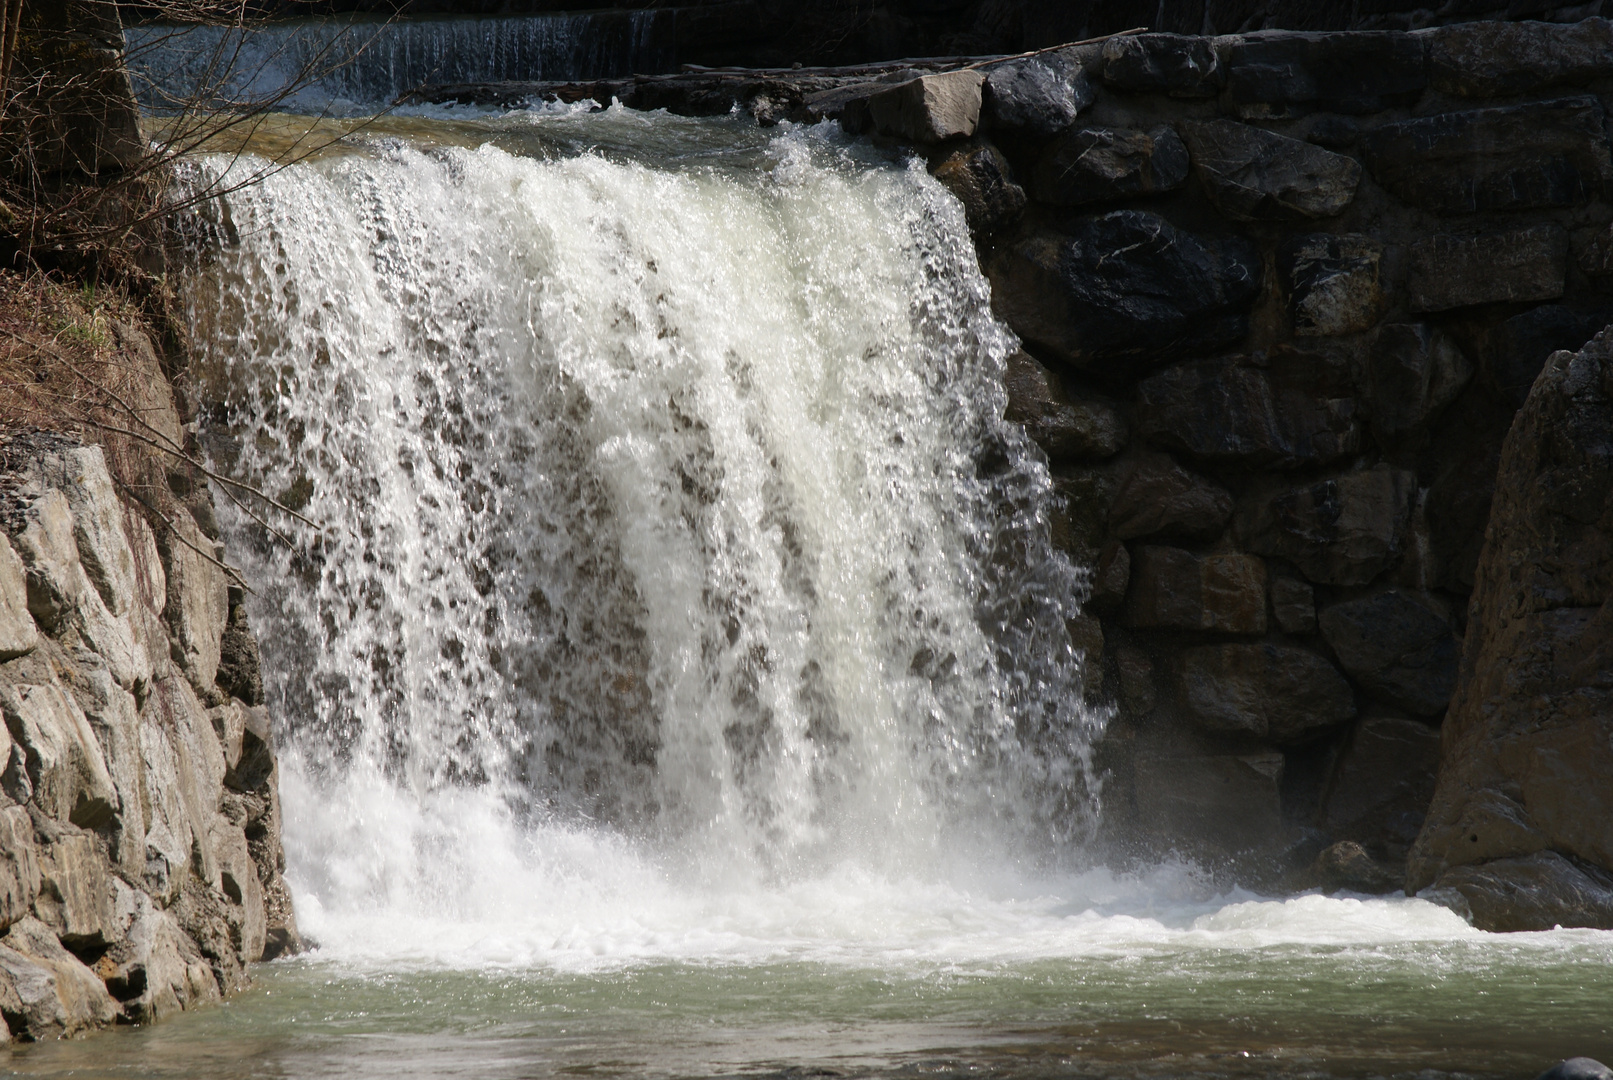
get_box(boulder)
[1002,351,1127,463]
[1365,323,1472,447]
[1361,98,1613,215]
[1428,19,1613,99]
[0,674,119,828]
[1409,227,1569,314]
[988,212,1261,379]
[1310,840,1400,893]
[931,143,1026,234]
[1125,547,1267,635]
[1088,540,1130,616]
[32,827,116,950]
[867,69,983,143]
[1270,575,1316,635]
[1280,233,1384,338]
[981,52,1091,138]
[1099,33,1221,98]
[0,535,38,662]
[34,448,138,620]
[58,649,147,879]
[1029,125,1189,207]
[0,916,119,1040]
[1220,31,1427,118]
[1108,455,1233,542]
[0,807,39,933]
[1421,389,1516,594]
[1132,752,1285,854]
[1135,352,1359,470]
[1435,851,1613,933]
[1179,120,1361,222]
[1237,464,1416,586]
[1321,716,1440,856]
[213,594,265,707]
[1176,642,1355,744]
[1407,335,1613,919]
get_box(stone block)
[1270,575,1316,635]
[1237,463,1416,586]
[0,807,39,934]
[1125,546,1267,635]
[1220,31,1427,117]
[1434,851,1613,933]
[208,818,266,964]
[1177,642,1355,743]
[0,916,118,1040]
[1133,752,1285,854]
[1321,716,1440,852]
[1100,33,1221,98]
[988,212,1261,378]
[1318,589,1460,717]
[35,447,137,619]
[55,651,146,879]
[932,143,1025,234]
[1116,645,1156,716]
[982,52,1091,138]
[1107,454,1233,542]
[1365,323,1472,446]
[1050,465,1121,565]
[867,69,983,143]
[1002,351,1127,463]
[93,887,219,1024]
[214,594,264,706]
[1179,119,1360,222]
[1030,125,1189,207]
[1361,98,1613,215]
[1280,233,1384,337]
[0,534,37,662]
[1310,840,1399,893]
[1428,19,1613,99]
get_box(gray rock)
[1237,464,1416,586]
[0,674,119,828]
[1434,851,1613,933]
[1177,642,1356,744]
[867,69,983,143]
[1088,540,1130,616]
[1108,454,1233,542]
[0,806,39,933]
[0,534,38,662]
[1133,752,1285,854]
[988,212,1261,377]
[1100,33,1221,98]
[1365,323,1472,447]
[1321,717,1440,855]
[1310,840,1400,893]
[208,818,266,963]
[1030,125,1188,207]
[1319,589,1459,717]
[1280,233,1384,338]
[1002,351,1127,462]
[33,828,115,950]
[0,916,119,1039]
[1428,19,1613,99]
[1409,227,1569,314]
[931,143,1025,235]
[1220,31,1427,118]
[93,885,219,1024]
[1361,98,1613,215]
[1179,119,1361,222]
[1536,1058,1613,1080]
[982,52,1091,138]
[35,448,138,619]
[1125,547,1267,635]
[159,505,230,701]
[1270,575,1316,635]
[55,650,146,880]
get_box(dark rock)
[1578,222,1613,278]
[1002,351,1126,462]
[1050,465,1122,565]
[1108,454,1233,542]
[1177,642,1355,743]
[1428,19,1613,99]
[867,69,983,143]
[1135,352,1360,469]
[1237,464,1416,586]
[932,143,1026,234]
[1436,851,1613,933]
[1361,98,1613,215]
[1365,323,1472,447]
[1409,227,1568,314]
[1271,575,1316,635]
[1467,306,1609,410]
[1321,717,1440,855]
[1029,125,1189,208]
[1420,389,1514,593]
[1088,540,1131,616]
[1116,644,1156,716]
[1305,115,1360,149]
[1125,546,1267,635]
[982,52,1091,138]
[214,597,263,707]
[1536,1058,1613,1080]
[1310,840,1400,893]
[1408,336,1613,909]
[987,212,1261,378]
[1280,233,1383,338]
[1068,612,1104,695]
[1179,120,1361,222]
[1099,33,1222,98]
[1220,31,1427,118]
[1132,751,1285,854]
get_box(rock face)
[1179,120,1361,222]
[0,436,300,1040]
[1409,227,1568,313]
[1176,643,1355,744]
[1318,591,1459,717]
[1407,334,1613,929]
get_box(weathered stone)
[0,916,118,1039]
[1434,851,1613,933]
[1088,540,1130,616]
[1002,351,1127,463]
[932,143,1026,234]
[33,828,115,950]
[1050,465,1121,565]
[1030,125,1189,207]
[1408,335,1613,912]
[93,886,219,1024]
[1409,225,1569,315]
[1319,590,1459,718]
[0,807,39,933]
[1238,464,1416,586]
[1220,31,1427,117]
[35,448,137,619]
[988,212,1260,378]
[160,505,230,701]
[1100,33,1221,98]
[1133,752,1285,853]
[867,69,983,143]
[1361,98,1613,215]
[1310,840,1400,893]
[1280,233,1383,337]
[1126,547,1266,635]
[1108,454,1233,542]
[1467,306,1608,410]
[0,675,118,828]
[208,819,266,964]
[1321,717,1440,855]
[1177,643,1355,744]
[1305,114,1359,148]
[1365,323,1472,446]
[1135,353,1360,469]
[0,534,37,662]
[57,649,147,879]
[1270,575,1316,635]
[1179,120,1361,222]
[981,52,1091,138]
[1428,19,1613,99]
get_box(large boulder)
[1001,351,1126,463]
[1237,464,1416,586]
[981,52,1090,138]
[0,535,38,662]
[1176,642,1356,744]
[0,807,39,933]
[867,69,983,143]
[1321,717,1441,860]
[1107,454,1232,542]
[1030,125,1189,207]
[1132,752,1285,855]
[0,916,119,1040]
[1407,334,1613,927]
[931,143,1025,235]
[0,669,119,829]
[1179,120,1361,222]
[1364,323,1472,448]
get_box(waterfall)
[175,112,1101,963]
